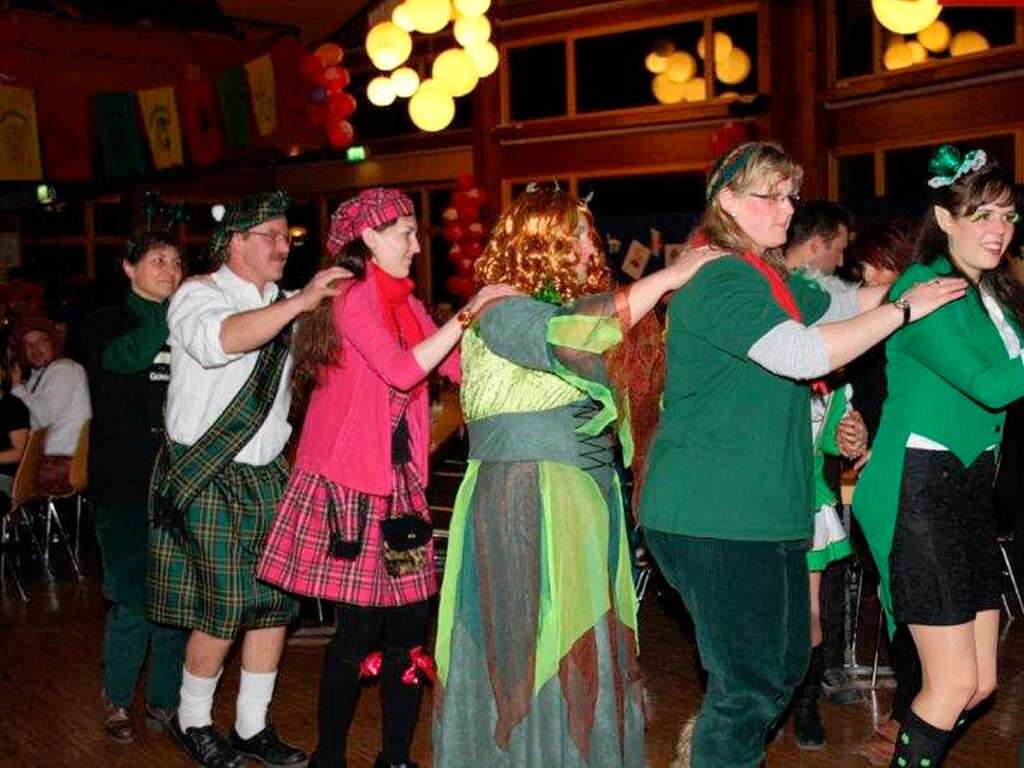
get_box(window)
[837,154,875,202]
[834,0,873,80]
[508,42,567,120]
[712,13,758,97]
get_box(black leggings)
[314,601,430,767]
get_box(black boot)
[890,709,952,768]
[794,644,826,750]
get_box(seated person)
[11,317,91,496]
[0,355,30,498]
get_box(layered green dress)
[433,294,644,768]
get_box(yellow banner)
[137,87,184,170]
[245,54,277,137]
[0,85,42,181]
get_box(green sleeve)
[787,272,832,324]
[101,305,170,374]
[893,282,1024,409]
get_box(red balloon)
[314,43,344,68]
[442,206,459,222]
[443,224,465,244]
[327,119,355,149]
[300,53,325,83]
[466,222,485,238]
[464,186,484,203]
[462,240,482,260]
[325,66,351,93]
[447,242,464,262]
[456,257,476,276]
[329,92,357,120]
[445,276,475,298]
[456,173,475,191]
[455,203,479,224]
[304,102,327,129]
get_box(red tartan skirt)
[257,467,436,606]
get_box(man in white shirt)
[11,316,91,496]
[148,190,347,768]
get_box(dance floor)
[1,551,1021,768]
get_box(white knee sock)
[234,668,278,740]
[178,668,221,731]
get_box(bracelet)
[457,307,475,329]
[891,298,911,327]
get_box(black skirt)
[890,448,1003,626]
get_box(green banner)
[94,91,146,178]
[216,67,251,149]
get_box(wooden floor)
[1,554,1022,767]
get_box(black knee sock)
[380,646,424,764]
[890,709,953,768]
[890,625,922,723]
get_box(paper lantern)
[454,15,491,47]
[409,79,456,132]
[883,41,914,70]
[917,20,950,53]
[652,73,686,104]
[716,47,751,85]
[367,76,397,107]
[392,3,416,32]
[390,67,421,98]
[433,48,479,97]
[455,0,491,15]
[906,40,928,63]
[645,51,668,74]
[681,78,707,102]
[871,0,942,35]
[697,32,733,65]
[950,30,990,57]
[407,0,452,34]
[665,51,697,84]
[366,21,412,71]
[466,41,499,77]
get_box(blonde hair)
[475,186,613,299]
[700,141,803,270]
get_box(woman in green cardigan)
[853,146,1023,768]
[639,141,966,768]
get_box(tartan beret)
[326,188,415,257]
[209,189,291,260]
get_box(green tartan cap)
[209,189,291,260]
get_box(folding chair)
[43,419,89,574]
[2,428,49,595]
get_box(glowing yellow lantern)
[454,0,491,15]
[651,73,687,104]
[366,21,412,71]
[682,78,707,102]
[906,40,928,63]
[665,51,697,84]
[883,41,914,70]
[367,76,397,107]
[466,41,499,77]
[390,67,420,98]
[406,0,452,35]
[871,0,942,35]
[392,3,416,33]
[917,19,951,52]
[454,14,491,47]
[433,48,479,97]
[716,47,751,85]
[950,30,990,56]
[697,32,733,65]
[409,79,456,132]
[645,51,668,74]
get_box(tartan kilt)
[147,454,299,639]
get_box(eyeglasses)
[244,230,293,246]
[748,192,802,207]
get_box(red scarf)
[370,261,425,348]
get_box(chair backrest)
[68,419,90,493]
[10,428,47,512]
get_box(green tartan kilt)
[147,454,299,639]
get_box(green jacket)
[854,254,1024,631]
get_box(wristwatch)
[891,297,911,327]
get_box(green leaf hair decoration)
[533,281,565,306]
[927,144,987,189]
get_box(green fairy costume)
[433,293,644,768]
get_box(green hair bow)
[927,144,987,189]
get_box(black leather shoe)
[230,724,308,767]
[169,717,248,768]
[373,755,419,768]
[145,704,175,732]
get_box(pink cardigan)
[293,277,461,496]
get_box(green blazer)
[853,254,1024,631]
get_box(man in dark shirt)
[80,231,186,744]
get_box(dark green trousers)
[645,531,810,768]
[95,502,187,709]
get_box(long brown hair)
[916,157,1024,328]
[290,238,372,415]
